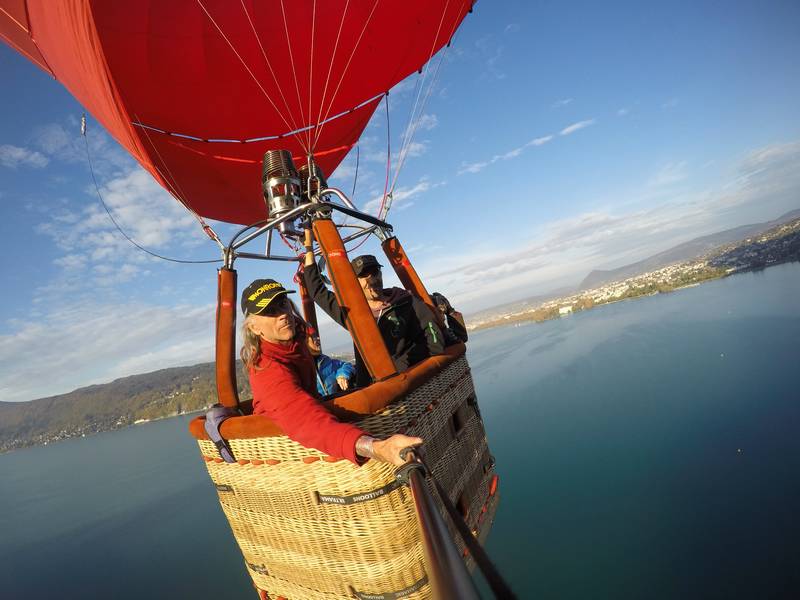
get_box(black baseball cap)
[241,279,295,315]
[351,254,383,277]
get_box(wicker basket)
[194,355,499,599]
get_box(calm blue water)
[2,263,799,599]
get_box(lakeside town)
[468,216,800,331]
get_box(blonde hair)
[239,299,307,371]
[240,314,263,371]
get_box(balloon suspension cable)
[387,3,463,218]
[351,143,360,201]
[278,0,308,149]
[199,0,309,154]
[331,143,360,232]
[311,0,382,151]
[377,93,392,219]
[346,94,390,255]
[388,49,448,213]
[81,115,222,264]
[131,111,226,252]
[238,0,301,137]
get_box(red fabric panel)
[21,0,168,192]
[137,96,379,224]
[0,0,52,74]
[90,0,472,141]
[1,0,474,225]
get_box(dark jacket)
[444,310,469,343]
[304,263,445,386]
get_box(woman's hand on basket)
[372,435,423,466]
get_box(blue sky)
[2,0,799,402]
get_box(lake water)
[2,263,799,599]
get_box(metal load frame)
[222,187,392,269]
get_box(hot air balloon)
[2,2,508,598]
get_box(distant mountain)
[0,361,250,453]
[579,208,800,290]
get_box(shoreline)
[468,259,797,333]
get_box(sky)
[2,0,799,402]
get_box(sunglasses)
[260,295,291,316]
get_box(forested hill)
[0,362,251,454]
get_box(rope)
[387,1,466,214]
[307,0,317,152]
[376,93,392,219]
[312,0,351,149]
[279,0,307,147]
[130,113,224,250]
[197,0,308,154]
[82,117,222,265]
[346,91,387,252]
[312,0,381,149]
[239,0,302,136]
[350,143,360,200]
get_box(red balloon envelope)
[1,0,474,225]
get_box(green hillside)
[0,362,251,453]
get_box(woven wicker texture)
[196,356,497,599]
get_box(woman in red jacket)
[240,278,421,466]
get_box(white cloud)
[330,161,357,182]
[740,141,799,170]
[457,135,553,175]
[38,167,196,252]
[31,119,135,176]
[559,119,596,136]
[361,178,442,215]
[527,135,554,147]
[499,148,523,160]
[388,76,420,100]
[420,140,800,313]
[0,144,49,169]
[403,141,429,158]
[504,24,521,34]
[92,262,145,286]
[53,254,87,270]
[648,161,688,187]
[457,161,490,175]
[0,301,215,402]
[552,98,574,108]
[475,35,506,80]
[32,163,209,300]
[617,107,630,117]
[415,114,439,131]
[96,169,197,246]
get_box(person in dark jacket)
[240,278,421,466]
[431,291,469,343]
[303,232,445,387]
[306,327,355,396]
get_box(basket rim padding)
[188,343,465,441]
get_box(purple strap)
[204,405,237,463]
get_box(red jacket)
[249,335,364,464]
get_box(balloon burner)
[262,150,301,236]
